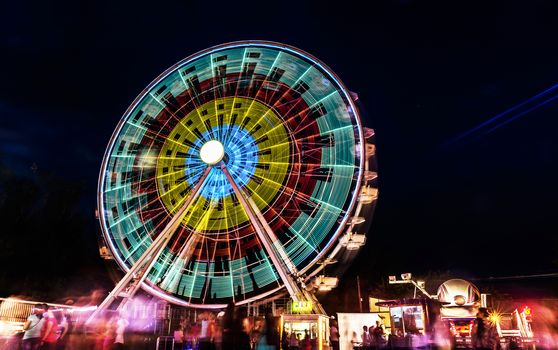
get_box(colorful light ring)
[98,41,366,307]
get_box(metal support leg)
[221,164,325,314]
[87,167,212,324]
[158,231,200,293]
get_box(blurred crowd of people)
[21,303,73,350]
[348,320,386,350]
[13,301,296,350]
[281,328,318,350]
[171,302,282,350]
[18,303,129,350]
[9,301,519,350]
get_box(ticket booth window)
[282,314,329,350]
[283,321,318,339]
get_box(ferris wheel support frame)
[221,164,326,314]
[86,167,212,324]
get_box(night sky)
[1,0,557,308]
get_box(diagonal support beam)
[220,165,302,298]
[87,166,212,324]
[221,164,325,314]
[158,231,200,293]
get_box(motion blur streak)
[442,82,558,148]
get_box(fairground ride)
[88,41,378,323]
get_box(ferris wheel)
[93,41,377,317]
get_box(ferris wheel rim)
[97,40,368,306]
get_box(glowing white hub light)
[199,140,225,165]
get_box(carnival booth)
[282,301,330,350]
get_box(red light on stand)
[523,306,532,321]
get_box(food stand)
[281,301,330,350]
[376,298,440,349]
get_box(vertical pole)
[401,307,406,335]
[168,304,172,335]
[357,275,363,313]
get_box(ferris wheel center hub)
[199,140,225,165]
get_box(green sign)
[292,301,313,313]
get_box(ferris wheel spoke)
[227,53,283,144]
[246,185,322,253]
[129,164,211,270]
[247,64,313,130]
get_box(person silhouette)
[22,304,46,350]
[471,308,499,350]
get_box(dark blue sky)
[1,0,557,302]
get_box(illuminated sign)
[291,301,313,313]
